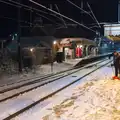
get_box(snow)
[37,66,120,120]
[0,62,73,86]
[0,54,108,87]
[0,59,110,119]
[0,58,105,92]
[0,67,93,119]
[9,60,114,120]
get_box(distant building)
[104,24,120,36]
[103,1,120,39]
[104,23,120,51]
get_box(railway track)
[0,58,106,94]
[0,59,106,104]
[0,54,109,88]
[0,59,112,120]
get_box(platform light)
[53,41,57,45]
[15,33,17,37]
[30,48,33,52]
[80,45,83,48]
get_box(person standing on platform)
[112,51,120,80]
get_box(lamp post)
[51,41,57,72]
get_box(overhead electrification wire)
[4,0,73,27]
[36,13,61,25]
[0,0,20,8]
[0,15,62,33]
[0,15,35,26]
[29,0,96,33]
[1,0,64,26]
[0,0,63,26]
[0,0,33,11]
[8,0,64,22]
[89,25,100,29]
[67,0,89,14]
[55,4,67,28]
[9,0,66,26]
[8,0,48,14]
[66,0,95,21]
[87,2,101,28]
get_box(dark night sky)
[0,0,118,38]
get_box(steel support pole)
[18,0,22,72]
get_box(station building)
[58,38,97,60]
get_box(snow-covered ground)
[0,62,73,86]
[0,55,110,86]
[9,60,117,120]
[0,65,99,119]
[0,55,98,86]
[0,59,110,119]
[0,59,106,92]
[37,65,120,120]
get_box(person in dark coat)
[112,51,120,80]
[117,52,120,77]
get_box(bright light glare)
[53,41,57,45]
[30,48,34,52]
[80,45,83,48]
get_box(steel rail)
[0,59,107,103]
[3,60,112,120]
[0,58,107,94]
